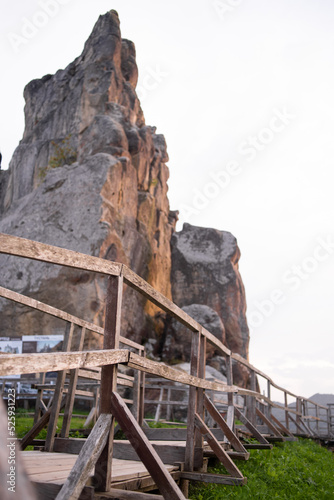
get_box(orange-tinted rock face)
[0,10,175,346]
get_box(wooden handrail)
[0,232,329,416]
[0,285,143,351]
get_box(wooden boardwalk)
[22,451,180,492]
[0,233,332,500]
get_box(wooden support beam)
[270,414,296,439]
[95,275,123,492]
[20,398,66,450]
[33,482,94,500]
[204,395,248,456]
[288,413,310,436]
[34,372,46,424]
[234,407,271,445]
[45,322,75,452]
[194,413,244,479]
[109,391,186,500]
[55,414,112,500]
[61,326,86,438]
[255,407,284,439]
[183,330,200,496]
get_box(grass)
[189,439,334,500]
[15,408,90,444]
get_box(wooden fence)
[0,233,332,500]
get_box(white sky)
[1,0,334,400]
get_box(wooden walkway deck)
[22,450,180,497]
[0,233,332,500]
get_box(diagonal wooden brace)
[204,394,249,456]
[110,391,186,500]
[194,412,244,479]
[234,407,271,445]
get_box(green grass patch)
[189,439,334,499]
[15,410,91,442]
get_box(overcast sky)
[1,0,334,400]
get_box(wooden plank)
[143,428,225,442]
[96,275,123,492]
[0,233,121,275]
[234,407,270,445]
[185,330,200,476]
[55,413,112,500]
[0,349,129,376]
[204,395,248,455]
[33,482,94,500]
[96,490,164,499]
[194,413,244,478]
[111,441,202,469]
[128,353,238,393]
[109,391,186,500]
[180,471,246,486]
[109,470,181,493]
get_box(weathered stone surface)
[0,10,175,346]
[170,223,250,386]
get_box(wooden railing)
[0,233,332,500]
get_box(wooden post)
[225,354,234,440]
[182,330,200,496]
[94,274,123,493]
[247,370,256,426]
[195,334,206,459]
[45,322,74,452]
[61,326,86,438]
[138,349,146,427]
[155,387,164,423]
[284,392,289,431]
[34,372,46,424]
[166,387,172,422]
[267,380,272,419]
[314,404,319,436]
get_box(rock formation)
[0,10,250,385]
[164,223,249,385]
[0,10,175,346]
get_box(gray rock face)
[170,223,250,386]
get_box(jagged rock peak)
[0,10,175,347]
